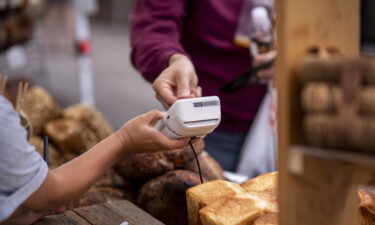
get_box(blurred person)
[0,94,190,225]
[130,0,275,171]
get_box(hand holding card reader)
[155,96,221,139]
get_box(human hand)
[2,206,66,225]
[117,110,190,154]
[254,50,276,79]
[153,53,202,108]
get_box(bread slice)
[186,180,244,225]
[199,195,263,225]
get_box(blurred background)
[0,0,162,129]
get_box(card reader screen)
[193,101,218,107]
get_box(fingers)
[176,74,192,98]
[155,93,171,109]
[143,110,163,125]
[153,80,177,106]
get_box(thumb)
[144,110,164,125]
[176,75,191,98]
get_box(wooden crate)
[275,0,375,225]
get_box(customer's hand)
[153,53,202,108]
[2,206,66,225]
[117,110,190,154]
[254,50,276,79]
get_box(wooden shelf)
[290,145,375,167]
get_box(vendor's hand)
[153,53,202,108]
[117,110,190,154]
[254,50,276,79]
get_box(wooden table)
[33,200,164,225]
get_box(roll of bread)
[114,152,174,181]
[44,118,97,155]
[64,104,113,141]
[186,151,225,181]
[137,170,201,225]
[164,140,204,169]
[23,86,62,135]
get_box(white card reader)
[155,96,221,139]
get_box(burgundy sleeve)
[130,0,189,82]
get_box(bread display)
[44,118,98,155]
[64,103,114,141]
[23,86,62,135]
[137,170,201,225]
[187,172,278,225]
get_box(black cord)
[189,139,203,184]
[43,136,49,166]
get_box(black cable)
[43,136,49,166]
[189,139,203,184]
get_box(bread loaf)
[44,118,97,155]
[64,103,113,141]
[186,172,279,225]
[137,170,201,225]
[114,152,174,181]
[199,195,263,225]
[186,180,245,225]
[186,151,225,181]
[164,140,204,168]
[23,86,62,135]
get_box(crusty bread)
[64,103,113,141]
[23,86,62,135]
[44,118,97,155]
[253,213,278,225]
[114,152,174,181]
[186,180,245,225]
[137,170,201,225]
[199,195,263,225]
[186,151,225,181]
[164,140,204,169]
[69,186,124,209]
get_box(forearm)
[23,130,129,211]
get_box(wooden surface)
[33,200,165,225]
[274,0,373,225]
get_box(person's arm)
[130,0,201,108]
[130,0,188,82]
[22,110,189,212]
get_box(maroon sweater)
[130,0,266,132]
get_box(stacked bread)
[114,140,226,225]
[187,172,278,225]
[298,58,375,151]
